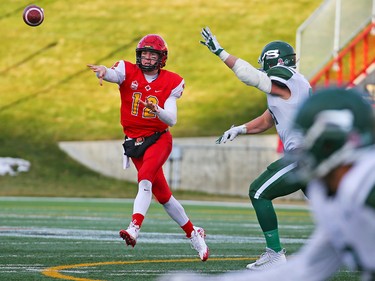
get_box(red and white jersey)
[111,61,184,138]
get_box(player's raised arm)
[200,27,272,93]
[200,27,236,68]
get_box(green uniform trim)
[266,65,294,80]
[365,184,375,210]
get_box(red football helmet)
[136,34,168,71]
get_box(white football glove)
[200,27,224,55]
[216,125,247,144]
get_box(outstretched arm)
[87,64,124,86]
[200,27,272,94]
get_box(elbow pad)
[232,59,272,93]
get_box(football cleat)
[246,248,286,270]
[189,226,209,262]
[119,222,140,247]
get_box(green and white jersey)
[207,150,375,281]
[307,149,375,276]
[266,66,312,152]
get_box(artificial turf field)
[0,197,360,281]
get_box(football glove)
[200,27,224,56]
[216,125,247,144]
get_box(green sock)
[264,229,282,252]
[250,197,282,252]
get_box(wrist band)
[219,50,230,61]
[240,125,247,134]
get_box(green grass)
[0,197,361,281]
[0,0,322,197]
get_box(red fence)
[310,22,375,90]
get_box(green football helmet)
[258,41,296,71]
[292,87,375,181]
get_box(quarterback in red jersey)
[87,34,209,261]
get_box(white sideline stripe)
[0,227,308,244]
[0,196,309,210]
[0,215,314,231]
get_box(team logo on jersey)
[131,81,138,90]
[145,85,151,91]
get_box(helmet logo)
[265,49,280,59]
[277,58,284,66]
[258,49,279,64]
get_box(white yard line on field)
[0,196,310,210]
[0,226,309,244]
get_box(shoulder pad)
[266,65,295,80]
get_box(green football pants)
[249,156,306,200]
[249,156,306,233]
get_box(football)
[23,5,44,27]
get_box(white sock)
[163,196,189,226]
[133,179,152,216]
